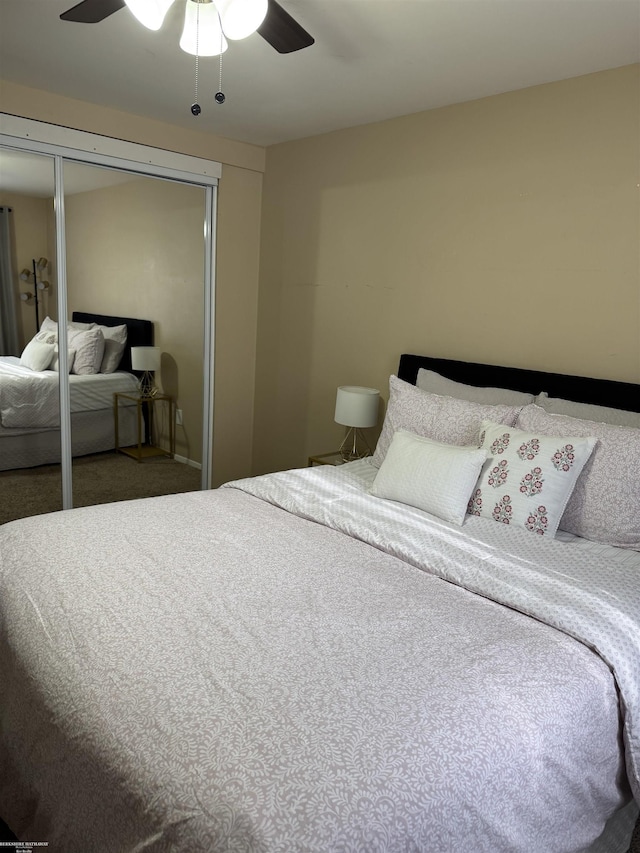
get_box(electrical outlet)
[175,408,183,426]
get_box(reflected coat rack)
[19,257,50,331]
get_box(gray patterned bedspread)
[1,462,638,852]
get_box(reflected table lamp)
[131,346,161,398]
[335,385,380,462]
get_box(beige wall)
[254,64,640,475]
[1,81,263,486]
[0,191,55,346]
[214,164,263,485]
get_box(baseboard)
[173,454,202,470]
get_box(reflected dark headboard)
[397,354,640,413]
[72,312,154,374]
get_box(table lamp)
[335,385,380,462]
[131,346,161,398]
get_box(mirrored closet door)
[0,148,62,522]
[63,161,206,509]
[0,118,219,522]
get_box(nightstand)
[114,392,175,462]
[308,452,347,467]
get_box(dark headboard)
[398,354,640,413]
[72,312,154,373]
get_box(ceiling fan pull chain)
[191,0,202,115]
[215,24,225,104]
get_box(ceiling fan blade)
[60,0,315,55]
[60,0,126,23]
[257,0,314,54]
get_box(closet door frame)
[0,115,220,505]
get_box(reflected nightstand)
[114,392,175,462]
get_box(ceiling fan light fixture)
[216,0,267,40]
[124,0,175,30]
[180,0,228,56]
[60,0,314,54]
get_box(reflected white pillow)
[20,337,55,371]
[98,324,127,373]
[40,316,57,334]
[50,347,77,373]
[468,420,596,538]
[68,326,105,375]
[40,317,98,334]
[41,316,96,333]
[371,430,488,525]
[39,317,98,372]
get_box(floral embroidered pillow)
[467,420,597,538]
[516,404,640,549]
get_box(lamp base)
[138,372,157,399]
[338,427,372,463]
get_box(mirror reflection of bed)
[0,311,201,524]
[0,153,207,522]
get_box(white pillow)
[34,330,57,345]
[41,316,97,333]
[534,392,640,429]
[371,430,488,525]
[20,337,56,371]
[468,420,597,538]
[373,375,522,467]
[98,323,128,373]
[517,404,640,549]
[50,347,77,373]
[38,318,98,373]
[40,316,57,334]
[417,368,534,406]
[68,327,105,375]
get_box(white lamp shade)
[124,0,175,30]
[216,0,267,40]
[335,386,379,428]
[180,0,228,55]
[131,346,161,372]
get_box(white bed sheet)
[1,462,638,852]
[0,356,138,429]
[0,406,139,471]
[0,357,140,470]
[227,459,640,803]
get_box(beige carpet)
[0,451,202,525]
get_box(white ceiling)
[0,0,638,149]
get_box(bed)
[1,354,639,853]
[0,312,153,471]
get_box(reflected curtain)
[0,207,21,356]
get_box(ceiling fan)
[59,0,315,54]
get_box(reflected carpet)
[0,451,202,525]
